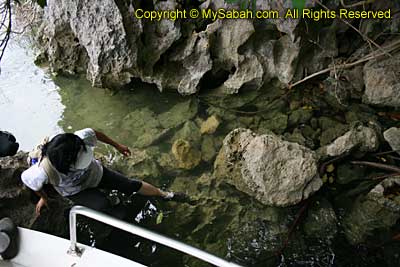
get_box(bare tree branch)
[0,0,12,67]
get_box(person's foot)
[162,191,190,203]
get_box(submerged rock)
[303,198,338,239]
[171,139,201,170]
[288,109,313,127]
[158,99,198,129]
[200,115,220,135]
[165,173,292,267]
[108,148,162,179]
[201,135,218,163]
[171,121,202,146]
[214,129,322,206]
[363,52,400,107]
[343,177,400,244]
[319,126,379,158]
[383,127,400,154]
[120,108,168,148]
[258,112,288,135]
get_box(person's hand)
[35,197,49,216]
[116,144,131,157]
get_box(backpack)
[28,137,60,185]
[0,131,19,157]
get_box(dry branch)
[315,0,392,58]
[351,161,400,173]
[289,40,400,89]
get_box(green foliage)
[292,0,307,11]
[156,211,164,225]
[36,0,46,8]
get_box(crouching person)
[21,128,182,215]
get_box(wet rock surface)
[214,128,322,206]
[343,177,400,244]
[363,53,400,107]
[0,153,70,237]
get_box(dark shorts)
[67,166,142,212]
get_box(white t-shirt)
[21,128,103,196]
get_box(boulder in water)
[214,128,322,206]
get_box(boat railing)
[68,205,243,267]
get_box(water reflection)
[0,39,63,150]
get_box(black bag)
[0,131,19,157]
[0,217,19,260]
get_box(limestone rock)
[214,129,322,206]
[171,139,201,170]
[143,24,212,95]
[0,152,28,199]
[319,126,379,158]
[383,127,400,154]
[219,54,264,94]
[200,115,220,135]
[211,19,264,94]
[39,0,137,87]
[343,177,400,244]
[255,0,315,39]
[0,152,70,236]
[140,0,181,74]
[256,35,301,85]
[363,52,400,107]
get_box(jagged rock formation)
[0,153,70,236]
[363,52,400,107]
[318,125,380,159]
[32,0,319,94]
[214,128,322,206]
[384,127,400,154]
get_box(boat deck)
[3,228,145,267]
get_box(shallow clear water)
[2,38,399,267]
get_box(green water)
[2,41,400,267]
[52,74,394,267]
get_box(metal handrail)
[68,205,243,267]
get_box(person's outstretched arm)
[138,181,169,198]
[34,189,49,215]
[93,129,131,156]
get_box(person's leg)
[99,166,166,197]
[67,189,111,212]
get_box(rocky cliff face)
[32,0,321,93]
[0,153,70,236]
